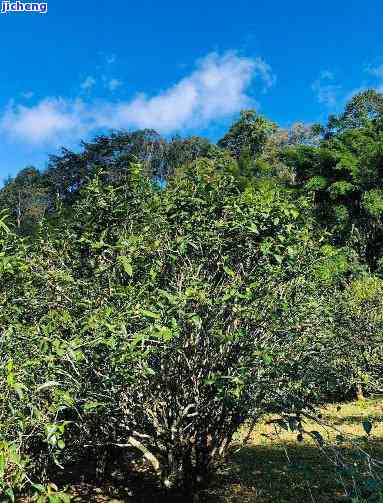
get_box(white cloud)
[21,91,34,100]
[314,65,383,112]
[363,64,383,93]
[81,76,96,91]
[0,51,274,146]
[107,78,123,92]
[365,64,383,79]
[106,54,116,65]
[320,70,334,80]
[252,57,276,90]
[1,98,91,144]
[102,52,261,132]
[311,70,341,108]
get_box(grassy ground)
[202,398,383,503]
[43,399,383,503]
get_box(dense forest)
[1,89,383,502]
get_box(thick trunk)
[161,441,212,494]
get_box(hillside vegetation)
[0,90,383,502]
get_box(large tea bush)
[0,162,381,497]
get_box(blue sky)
[0,0,382,182]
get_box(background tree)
[218,110,278,159]
[281,93,383,270]
[0,166,48,232]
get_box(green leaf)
[140,309,161,319]
[31,484,46,494]
[37,381,61,392]
[288,417,298,431]
[262,354,273,365]
[84,401,104,411]
[310,430,324,446]
[59,494,71,503]
[0,454,5,477]
[362,420,373,435]
[223,266,236,277]
[118,256,133,277]
[4,488,14,502]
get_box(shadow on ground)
[40,438,383,503]
[321,413,383,426]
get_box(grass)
[32,399,383,502]
[201,398,383,503]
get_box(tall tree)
[218,110,278,159]
[0,167,47,231]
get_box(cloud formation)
[81,76,96,91]
[107,78,123,92]
[1,99,91,144]
[1,52,274,146]
[363,64,383,93]
[21,91,34,100]
[311,70,341,108]
[366,64,383,80]
[312,64,383,113]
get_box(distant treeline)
[2,89,383,273]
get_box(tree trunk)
[355,382,364,401]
